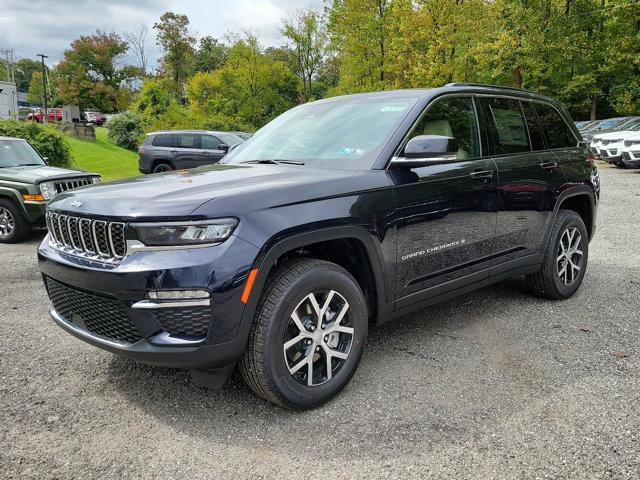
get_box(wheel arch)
[553,186,596,240]
[0,187,30,219]
[240,226,388,327]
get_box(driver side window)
[404,96,480,160]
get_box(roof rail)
[445,82,526,93]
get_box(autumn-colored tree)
[55,30,137,112]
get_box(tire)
[152,162,173,173]
[0,199,30,244]
[240,258,368,410]
[526,209,589,300]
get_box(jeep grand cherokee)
[38,84,599,410]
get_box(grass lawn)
[65,127,141,181]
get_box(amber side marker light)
[22,194,45,202]
[241,268,259,304]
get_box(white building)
[0,80,18,119]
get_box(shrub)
[107,111,143,150]
[0,120,71,168]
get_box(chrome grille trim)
[45,212,126,264]
[54,178,94,194]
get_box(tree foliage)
[153,12,196,89]
[55,30,137,112]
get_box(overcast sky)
[0,0,308,67]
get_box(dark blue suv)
[39,84,599,409]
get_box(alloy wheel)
[0,207,15,238]
[556,226,583,285]
[283,289,354,387]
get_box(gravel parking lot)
[1,165,639,479]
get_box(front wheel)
[0,200,30,243]
[526,209,589,299]
[240,259,368,410]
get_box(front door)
[200,134,228,165]
[392,96,499,304]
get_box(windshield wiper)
[239,159,305,165]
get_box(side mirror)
[218,144,229,152]
[391,135,458,169]
[42,157,49,165]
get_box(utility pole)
[0,48,15,83]
[37,53,48,121]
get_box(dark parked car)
[138,130,245,174]
[0,137,100,243]
[39,84,599,409]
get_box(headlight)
[91,177,101,184]
[39,181,57,200]
[131,218,239,246]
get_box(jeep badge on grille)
[69,201,83,208]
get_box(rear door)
[533,102,587,182]
[150,133,175,166]
[392,95,499,305]
[173,133,201,169]
[478,96,566,261]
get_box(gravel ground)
[1,165,639,479]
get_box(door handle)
[170,150,176,153]
[201,151,208,155]
[469,170,494,180]
[539,162,558,170]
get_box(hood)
[0,164,98,184]
[47,163,389,221]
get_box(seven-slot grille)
[54,178,94,194]
[46,211,126,261]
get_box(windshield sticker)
[380,106,406,112]
[340,147,364,156]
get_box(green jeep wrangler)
[0,136,100,243]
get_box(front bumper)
[38,234,259,369]
[622,152,640,168]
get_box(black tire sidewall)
[0,200,29,243]
[263,266,367,409]
[549,212,589,298]
[153,163,172,173]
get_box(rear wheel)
[240,259,368,410]
[526,209,588,299]
[0,200,30,243]
[153,162,173,173]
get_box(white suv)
[621,134,640,168]
[590,118,640,166]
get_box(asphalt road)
[1,165,639,479]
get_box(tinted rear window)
[152,134,174,147]
[534,103,577,149]
[481,97,530,155]
[521,101,546,151]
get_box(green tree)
[153,12,196,89]
[281,8,328,101]
[194,36,228,72]
[327,0,396,93]
[186,33,300,128]
[14,59,41,91]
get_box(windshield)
[598,118,626,130]
[219,133,244,146]
[617,118,640,131]
[223,96,418,169]
[0,139,45,168]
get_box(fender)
[0,186,32,220]
[543,184,597,247]
[239,225,390,326]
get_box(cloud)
[0,0,307,70]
